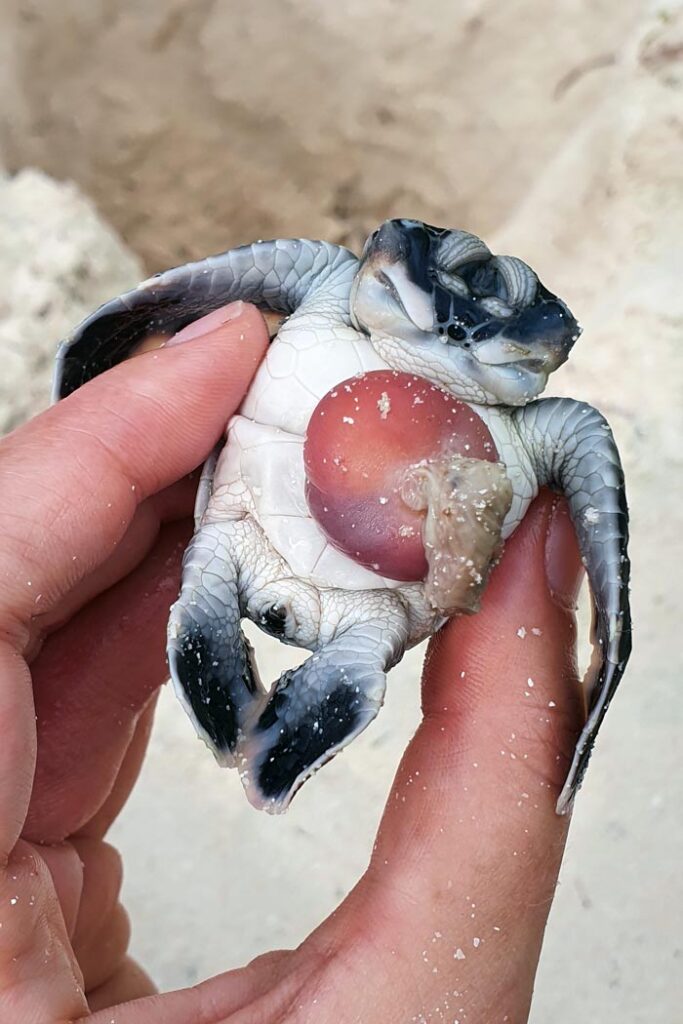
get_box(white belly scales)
[208,314,537,591]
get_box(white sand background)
[0,2,681,1020]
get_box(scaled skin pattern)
[53,219,631,814]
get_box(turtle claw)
[238,634,390,812]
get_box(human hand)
[0,301,583,1022]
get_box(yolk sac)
[304,370,502,587]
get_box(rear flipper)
[167,522,264,761]
[514,399,632,813]
[168,514,410,810]
[53,238,358,399]
[240,608,409,812]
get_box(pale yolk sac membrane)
[304,371,514,614]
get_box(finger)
[69,839,123,952]
[0,305,265,850]
[78,696,158,840]
[42,473,199,628]
[87,957,156,1012]
[24,521,190,843]
[309,492,584,1021]
[373,491,582,867]
[77,903,131,994]
[69,839,130,994]
[0,643,35,855]
[0,839,89,1021]
[86,950,300,1024]
[37,840,85,940]
[0,302,268,638]
[24,490,194,661]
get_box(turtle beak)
[473,301,581,373]
[474,339,534,365]
[504,299,581,370]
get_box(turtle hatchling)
[54,219,631,814]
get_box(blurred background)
[0,1,681,1021]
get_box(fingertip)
[178,300,270,356]
[430,490,582,679]
[138,300,270,389]
[118,299,270,460]
[476,489,558,614]
[423,490,558,698]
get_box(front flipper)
[514,399,632,813]
[53,238,357,399]
[240,612,409,812]
[167,522,264,762]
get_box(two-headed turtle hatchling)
[54,219,631,813]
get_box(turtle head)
[350,219,581,405]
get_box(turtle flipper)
[514,399,632,813]
[167,522,265,762]
[53,239,358,399]
[240,613,409,812]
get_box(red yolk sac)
[304,370,501,585]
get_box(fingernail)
[164,301,245,346]
[545,496,584,609]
